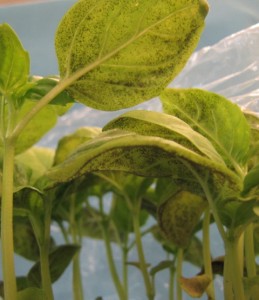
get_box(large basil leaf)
[161,89,251,170]
[0,24,29,96]
[45,130,241,196]
[55,0,208,110]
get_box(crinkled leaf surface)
[158,190,207,248]
[0,23,29,95]
[161,88,251,169]
[45,130,241,195]
[103,110,225,165]
[55,0,208,110]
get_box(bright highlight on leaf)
[55,0,208,110]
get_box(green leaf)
[55,0,208,110]
[28,245,80,287]
[54,127,101,165]
[161,88,251,169]
[150,260,174,277]
[157,190,207,248]
[244,111,259,169]
[17,288,45,300]
[103,110,225,165]
[243,164,259,195]
[15,147,54,186]
[14,99,72,154]
[216,198,257,234]
[0,23,29,95]
[13,217,40,261]
[24,76,75,106]
[45,129,242,195]
[110,194,149,234]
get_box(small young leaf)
[161,88,251,169]
[243,164,259,195]
[180,274,211,298]
[28,245,80,287]
[158,190,207,248]
[150,260,174,277]
[0,24,29,95]
[55,0,208,110]
[24,77,75,106]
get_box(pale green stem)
[132,199,154,300]
[224,237,246,300]
[70,195,84,300]
[39,198,54,300]
[245,223,259,299]
[202,208,215,299]
[168,256,175,300]
[99,197,126,300]
[245,223,257,277]
[1,139,17,300]
[0,95,5,139]
[122,244,129,297]
[176,248,183,300]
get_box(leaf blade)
[55,0,208,110]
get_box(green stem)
[39,198,54,300]
[182,161,226,242]
[0,139,17,300]
[176,248,183,300]
[132,199,154,300]
[70,195,84,300]
[202,208,215,299]
[168,257,175,300]
[224,236,246,300]
[245,223,259,300]
[122,245,129,297]
[99,198,126,300]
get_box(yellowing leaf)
[180,274,211,298]
[158,191,207,248]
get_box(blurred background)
[0,1,259,299]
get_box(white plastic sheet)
[172,23,259,113]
